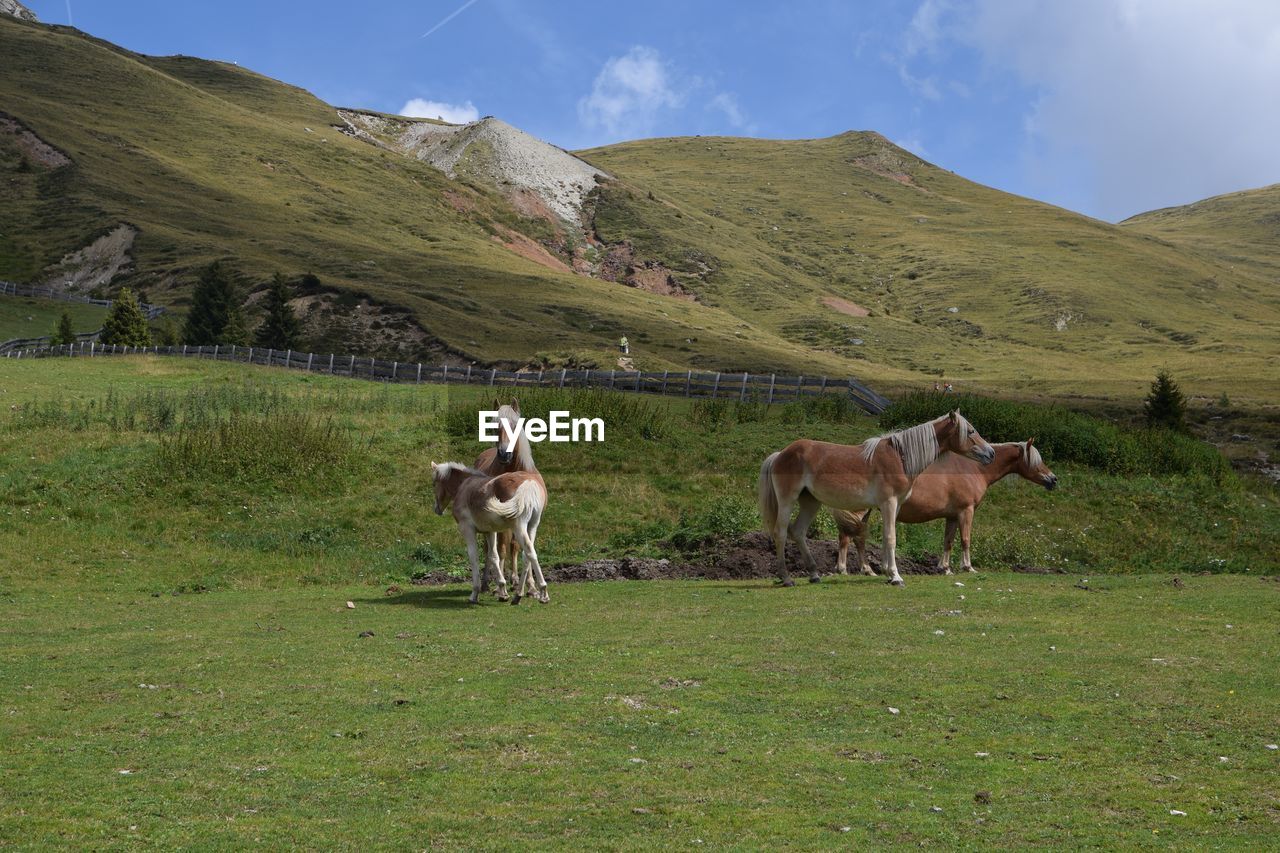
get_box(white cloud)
[578,46,684,137]
[708,92,756,134]
[398,98,480,124]
[905,0,1280,219]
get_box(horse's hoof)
[809,575,822,584]
[497,594,510,602]
[888,577,905,587]
[779,578,795,588]
[510,595,521,606]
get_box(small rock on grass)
[345,601,355,609]
[358,630,375,638]
[1169,809,1187,816]
[887,707,900,715]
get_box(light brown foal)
[475,399,543,598]
[833,439,1058,575]
[759,411,994,587]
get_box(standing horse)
[431,462,549,604]
[832,439,1058,575]
[758,411,994,587]
[475,399,543,599]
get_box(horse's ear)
[511,397,520,412]
[492,397,501,409]
[430,461,438,471]
[1027,437,1035,448]
[948,410,958,422]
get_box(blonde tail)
[758,452,780,538]
[484,479,546,523]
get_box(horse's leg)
[528,513,549,603]
[959,506,976,572]
[881,497,904,586]
[463,526,482,604]
[941,517,958,575]
[788,494,823,583]
[836,527,849,574]
[771,491,798,587]
[514,521,548,604]
[487,533,509,601]
[855,518,875,575]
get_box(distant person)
[619,335,629,355]
[944,382,954,394]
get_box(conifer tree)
[254,273,302,350]
[1143,369,1188,432]
[50,309,76,346]
[99,289,152,347]
[183,261,248,345]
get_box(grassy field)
[0,357,1277,846]
[2,17,1278,401]
[0,296,105,341]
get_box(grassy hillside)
[0,357,1277,847]
[1122,183,1280,281]
[580,135,1280,400]
[0,295,104,340]
[1,16,1277,403]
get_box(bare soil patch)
[1,112,71,169]
[821,296,869,317]
[410,532,1057,586]
[493,228,572,274]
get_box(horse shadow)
[358,587,474,610]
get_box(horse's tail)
[485,479,545,523]
[830,506,875,533]
[758,452,781,537]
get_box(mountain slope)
[1,15,1277,399]
[1121,183,1280,281]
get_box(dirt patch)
[41,224,136,293]
[492,228,572,274]
[406,532,1057,587]
[0,112,70,169]
[595,242,697,301]
[260,289,463,363]
[848,145,922,189]
[443,190,476,214]
[821,296,869,317]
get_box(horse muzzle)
[496,448,514,464]
[1043,474,1058,491]
[973,444,996,465]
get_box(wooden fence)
[1,340,893,413]
[0,281,166,354]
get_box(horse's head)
[1015,438,1058,490]
[491,398,520,465]
[938,410,995,465]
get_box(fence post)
[182,344,187,356]
[740,372,749,401]
[90,341,94,357]
[767,374,776,404]
[489,368,496,386]
[711,372,721,398]
[797,375,804,401]
[610,370,616,389]
[418,363,424,384]
[661,370,669,394]
[466,364,472,383]
[685,370,692,397]
[307,352,314,371]
[370,356,375,379]
[819,376,827,394]
[329,353,335,374]
[559,369,566,389]
[392,361,398,381]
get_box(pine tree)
[50,310,76,346]
[182,261,249,345]
[254,273,302,349]
[99,288,152,347]
[1144,368,1187,432]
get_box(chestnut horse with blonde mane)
[833,439,1058,576]
[759,411,994,586]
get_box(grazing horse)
[475,399,542,599]
[431,462,549,604]
[832,439,1058,575]
[758,411,994,587]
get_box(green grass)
[0,357,1277,846]
[2,18,1278,402]
[0,295,105,340]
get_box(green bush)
[157,411,357,486]
[880,392,1228,481]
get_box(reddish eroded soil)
[595,242,697,300]
[821,296,870,317]
[406,532,1058,587]
[492,228,573,273]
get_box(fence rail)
[1,341,893,413]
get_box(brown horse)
[475,399,542,598]
[832,439,1057,575]
[431,462,549,604]
[759,411,994,586]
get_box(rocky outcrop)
[0,0,37,22]
[338,110,609,225]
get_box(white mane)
[433,462,486,481]
[496,404,538,471]
[1020,441,1043,468]
[862,413,974,479]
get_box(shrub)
[1144,369,1188,433]
[183,261,249,346]
[156,411,357,486]
[50,310,76,346]
[255,273,302,350]
[99,288,152,347]
[880,391,1227,481]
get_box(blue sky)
[24,0,1280,222]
